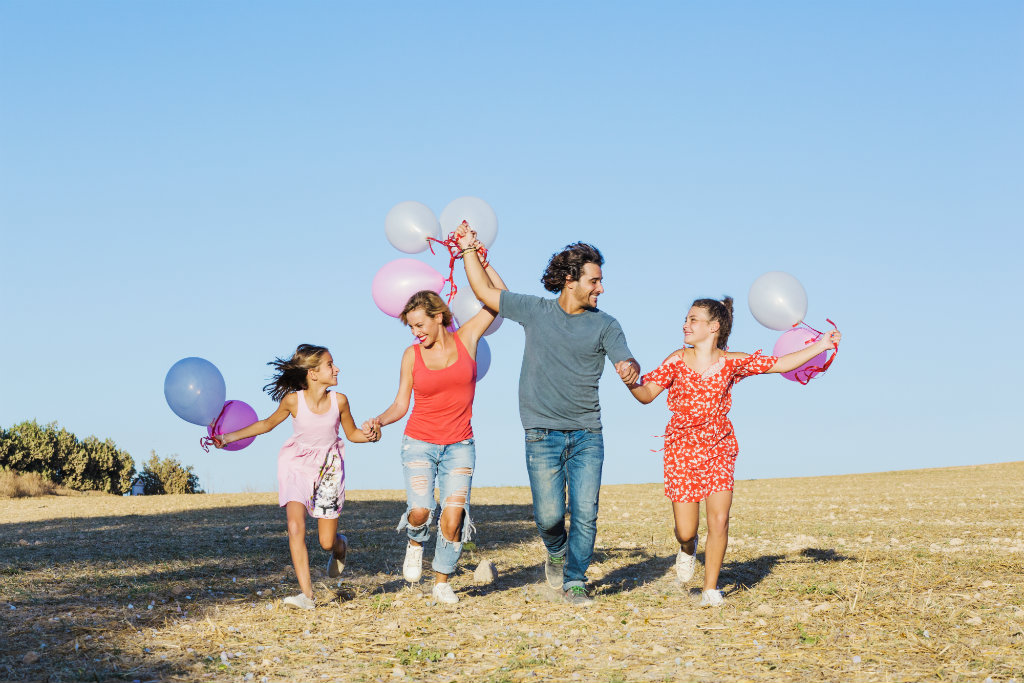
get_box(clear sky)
[2,2,1021,494]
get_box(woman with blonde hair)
[366,232,506,604]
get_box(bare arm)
[362,346,415,431]
[625,349,679,404]
[456,223,502,312]
[456,250,508,348]
[767,329,841,374]
[628,380,665,404]
[216,393,294,447]
[338,393,377,443]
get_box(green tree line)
[0,420,201,495]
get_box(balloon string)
[426,223,489,304]
[199,402,230,453]
[793,318,840,385]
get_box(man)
[456,227,640,605]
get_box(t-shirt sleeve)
[731,351,779,381]
[600,319,634,365]
[499,290,542,325]
[641,359,680,389]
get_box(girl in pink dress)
[628,298,840,607]
[214,344,380,609]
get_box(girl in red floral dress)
[628,297,840,607]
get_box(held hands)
[454,221,482,252]
[615,359,641,386]
[360,417,382,442]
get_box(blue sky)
[1,2,1021,494]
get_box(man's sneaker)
[432,582,459,605]
[327,533,347,578]
[675,533,698,583]
[403,543,424,583]
[562,585,595,607]
[700,589,724,607]
[282,593,315,610]
[544,554,565,589]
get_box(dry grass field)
[2,461,1022,683]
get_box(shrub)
[0,421,136,494]
[137,451,202,495]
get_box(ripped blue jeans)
[397,435,476,575]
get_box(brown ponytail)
[691,297,734,350]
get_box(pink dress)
[277,390,345,519]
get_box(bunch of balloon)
[747,271,838,384]
[164,357,258,451]
[375,197,503,380]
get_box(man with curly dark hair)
[456,226,640,606]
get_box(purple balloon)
[207,400,259,451]
[372,258,445,318]
[772,328,827,383]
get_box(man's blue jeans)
[524,428,604,589]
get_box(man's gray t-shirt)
[499,290,634,431]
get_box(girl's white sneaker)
[327,533,347,578]
[432,582,459,605]
[282,593,315,610]
[675,534,698,582]
[699,589,724,607]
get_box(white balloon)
[475,336,492,381]
[748,271,808,331]
[450,287,503,335]
[440,196,498,248]
[385,201,441,254]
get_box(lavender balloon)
[207,400,259,451]
[164,357,226,426]
[475,337,492,381]
[772,328,827,383]
[372,259,445,317]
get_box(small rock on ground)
[474,559,497,584]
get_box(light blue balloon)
[475,338,491,381]
[164,357,227,426]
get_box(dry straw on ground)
[0,469,70,499]
[2,462,1022,682]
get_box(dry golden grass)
[0,470,70,498]
[1,462,1022,682]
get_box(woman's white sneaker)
[675,534,698,583]
[282,593,315,610]
[432,582,459,604]
[700,589,724,607]
[403,543,424,582]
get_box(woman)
[365,234,506,604]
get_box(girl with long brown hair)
[214,344,380,609]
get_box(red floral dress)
[642,351,778,503]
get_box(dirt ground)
[2,461,1022,682]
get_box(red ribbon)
[791,318,839,385]
[198,402,230,453]
[426,222,489,304]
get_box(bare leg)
[285,502,313,598]
[702,490,733,591]
[435,500,466,584]
[406,507,430,547]
[317,517,341,553]
[672,501,700,554]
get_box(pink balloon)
[772,328,827,384]
[372,259,445,318]
[207,400,259,451]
